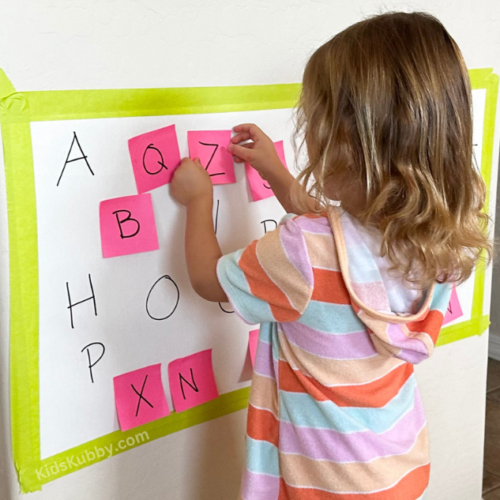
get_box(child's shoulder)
[282,212,332,235]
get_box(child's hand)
[228,124,284,179]
[170,158,213,206]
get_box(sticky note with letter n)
[99,193,159,258]
[168,349,219,412]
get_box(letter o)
[146,275,180,321]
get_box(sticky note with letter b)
[113,364,170,431]
[168,349,219,413]
[99,193,159,258]
[128,124,181,193]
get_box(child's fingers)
[231,132,252,144]
[228,143,254,163]
[232,123,262,140]
[231,143,254,163]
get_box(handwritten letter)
[245,140,288,201]
[168,349,219,412]
[99,193,159,258]
[187,130,236,185]
[113,364,170,431]
[128,124,181,193]
[442,285,464,325]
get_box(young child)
[170,11,491,500]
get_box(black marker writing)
[447,302,453,314]
[214,199,220,235]
[143,144,168,175]
[199,141,224,177]
[146,275,180,321]
[261,219,277,234]
[67,274,97,329]
[81,342,105,383]
[131,375,154,417]
[219,302,234,314]
[179,368,199,400]
[113,210,140,239]
[57,132,94,186]
[263,182,272,189]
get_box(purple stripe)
[398,348,428,364]
[281,322,377,360]
[279,389,426,463]
[293,216,332,234]
[280,219,314,287]
[241,469,280,499]
[387,323,429,355]
[254,340,276,379]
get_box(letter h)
[66,274,97,329]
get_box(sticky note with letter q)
[99,193,159,258]
[168,349,219,413]
[113,364,170,431]
[187,130,236,185]
[245,140,288,201]
[128,124,181,193]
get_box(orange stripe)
[406,310,444,344]
[247,404,279,447]
[279,360,414,408]
[239,240,299,322]
[311,268,350,304]
[277,464,429,500]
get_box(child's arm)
[170,158,228,303]
[228,124,318,214]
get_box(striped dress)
[216,205,452,500]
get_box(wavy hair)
[293,11,492,288]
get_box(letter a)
[57,132,94,186]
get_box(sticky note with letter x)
[187,130,236,185]
[128,124,181,193]
[113,364,170,431]
[245,140,288,202]
[168,349,219,413]
[99,193,159,258]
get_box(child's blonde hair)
[294,11,492,289]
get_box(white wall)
[1,1,499,499]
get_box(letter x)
[131,375,154,417]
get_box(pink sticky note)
[128,124,181,193]
[99,193,159,258]
[113,364,170,431]
[187,130,236,185]
[168,349,219,413]
[245,140,288,202]
[249,329,259,366]
[442,285,464,325]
